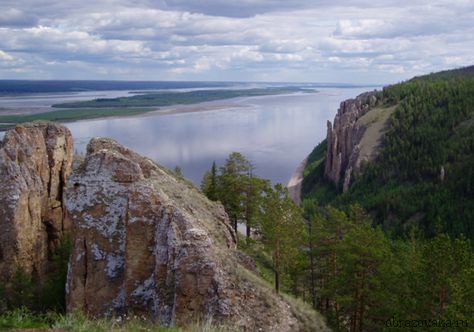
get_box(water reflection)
[67,88,368,185]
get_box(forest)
[297,66,474,330]
[201,148,474,331]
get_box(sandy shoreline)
[287,157,308,204]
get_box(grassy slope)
[302,66,474,239]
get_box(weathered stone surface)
[66,138,327,331]
[325,91,381,191]
[0,123,73,281]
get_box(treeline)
[53,87,305,108]
[202,152,474,331]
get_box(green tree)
[216,152,250,234]
[260,184,306,293]
[201,161,218,201]
[243,171,270,238]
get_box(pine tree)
[260,184,306,293]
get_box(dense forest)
[297,66,474,330]
[201,147,473,331]
[304,66,474,240]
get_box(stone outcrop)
[66,138,327,331]
[0,123,73,281]
[325,91,381,191]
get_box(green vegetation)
[204,149,474,331]
[201,153,305,293]
[52,87,308,108]
[301,139,339,205]
[299,66,474,331]
[0,87,310,130]
[0,238,71,313]
[0,107,154,130]
[303,65,474,240]
[303,202,474,331]
[0,308,238,331]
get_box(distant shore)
[0,89,313,131]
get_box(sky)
[0,0,473,84]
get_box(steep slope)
[303,65,474,239]
[324,91,382,191]
[66,137,328,331]
[0,123,73,283]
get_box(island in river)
[0,86,311,130]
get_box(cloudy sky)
[0,0,473,84]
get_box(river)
[62,87,369,185]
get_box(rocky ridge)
[0,123,73,282]
[324,91,381,191]
[65,137,327,331]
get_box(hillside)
[0,123,328,331]
[302,65,474,239]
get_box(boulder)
[0,123,73,281]
[66,138,327,331]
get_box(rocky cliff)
[0,123,73,282]
[324,91,381,191]
[66,137,327,331]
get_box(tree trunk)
[308,221,317,308]
[233,218,238,234]
[275,240,281,293]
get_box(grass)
[0,308,238,331]
[237,238,275,286]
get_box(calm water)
[0,90,138,114]
[64,87,369,185]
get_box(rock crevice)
[0,123,73,281]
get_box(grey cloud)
[0,0,473,82]
[0,8,38,27]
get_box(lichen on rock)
[66,137,328,331]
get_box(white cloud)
[0,50,15,61]
[0,0,472,82]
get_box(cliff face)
[324,91,381,191]
[0,123,73,281]
[66,138,327,331]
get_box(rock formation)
[66,138,327,331]
[324,91,381,191]
[0,123,73,282]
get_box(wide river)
[60,87,369,185]
[0,87,370,185]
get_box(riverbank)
[0,89,311,130]
[287,157,308,204]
